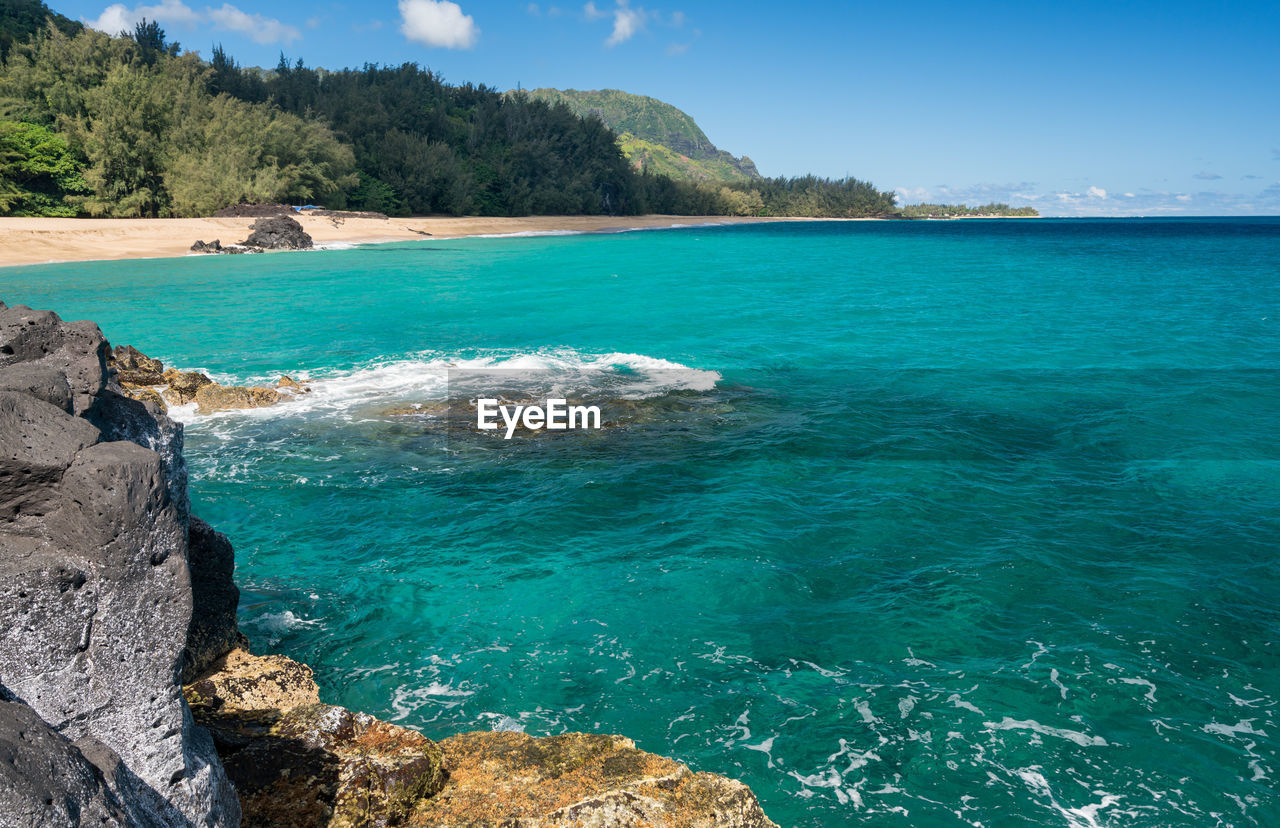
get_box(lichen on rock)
[194,383,282,413]
[185,649,446,828]
[410,731,780,827]
[163,368,215,404]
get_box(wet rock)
[162,368,214,405]
[411,731,779,827]
[242,215,313,250]
[186,650,445,828]
[276,374,311,393]
[194,383,281,414]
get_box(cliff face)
[0,300,778,828]
[0,302,238,826]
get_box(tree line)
[0,7,900,219]
[899,202,1039,218]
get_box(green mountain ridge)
[0,1,902,219]
[522,88,761,184]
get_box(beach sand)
[0,214,788,267]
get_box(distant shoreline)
[0,214,840,268]
[0,213,1057,268]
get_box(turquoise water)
[5,218,1279,825]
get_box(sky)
[50,0,1280,216]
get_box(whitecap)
[167,347,720,424]
[984,717,1108,747]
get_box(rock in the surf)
[163,368,215,404]
[193,383,281,413]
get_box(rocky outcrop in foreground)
[0,301,238,826]
[185,649,448,827]
[0,300,777,827]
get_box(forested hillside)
[526,88,760,184]
[0,0,78,61]
[0,0,899,219]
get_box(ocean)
[5,217,1278,826]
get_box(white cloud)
[1087,186,1107,199]
[87,0,298,43]
[207,4,301,44]
[606,0,645,46]
[89,0,199,34]
[1176,194,1192,202]
[399,0,479,49]
[583,1,606,20]
[1123,192,1135,198]
[89,4,139,33]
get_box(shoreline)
[0,214,821,268]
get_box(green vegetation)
[0,0,79,62]
[526,88,760,184]
[0,1,898,219]
[1,21,355,216]
[900,202,1039,218]
[0,119,88,215]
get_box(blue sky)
[53,0,1280,215]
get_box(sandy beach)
[0,214,790,267]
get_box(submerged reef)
[0,300,777,826]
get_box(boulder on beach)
[190,239,257,255]
[242,216,313,250]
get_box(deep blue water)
[5,217,1279,825]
